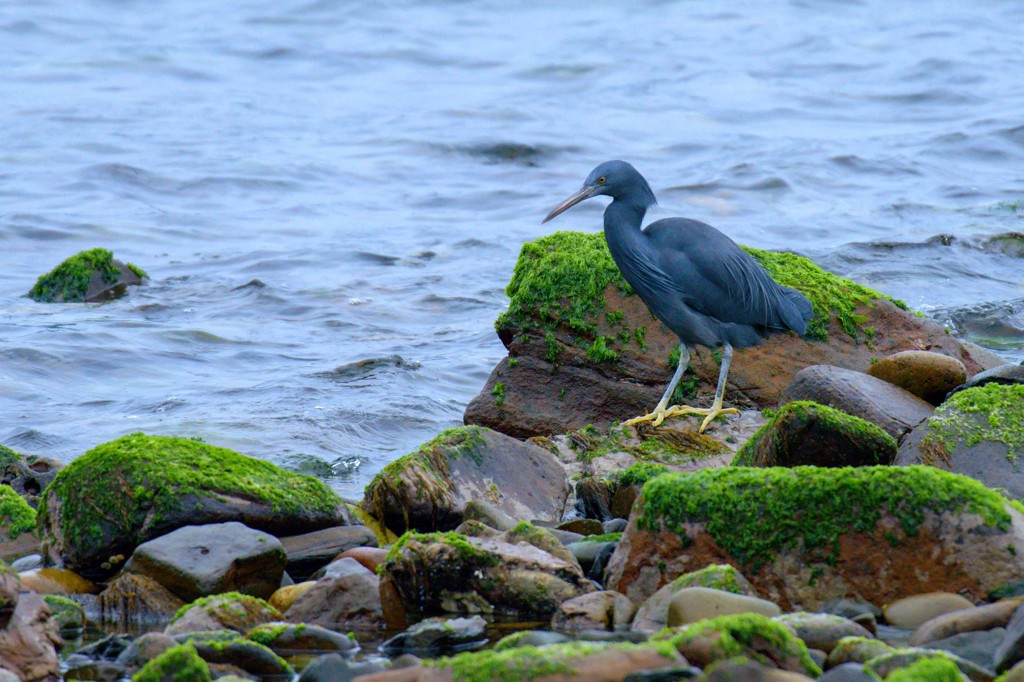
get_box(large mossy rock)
[29,247,147,303]
[605,466,1024,610]
[361,426,569,536]
[37,433,347,580]
[897,384,1024,498]
[0,485,38,563]
[463,231,996,437]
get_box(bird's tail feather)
[776,286,814,336]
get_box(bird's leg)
[695,342,740,433]
[624,343,702,427]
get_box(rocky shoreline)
[2,239,1024,681]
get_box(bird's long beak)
[542,185,598,224]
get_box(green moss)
[171,592,279,625]
[42,594,85,631]
[132,642,211,682]
[657,613,820,676]
[921,384,1024,462]
[127,262,149,279]
[732,400,896,466]
[607,462,669,487]
[829,636,896,665]
[669,564,745,594]
[606,310,625,325]
[383,531,500,568]
[507,357,518,368]
[578,532,621,543]
[0,444,19,469]
[186,636,291,674]
[29,248,146,303]
[573,424,726,468]
[0,486,36,539]
[638,466,1013,573]
[427,641,677,682]
[586,336,618,363]
[491,382,506,406]
[885,656,963,681]
[246,622,291,646]
[37,433,340,556]
[741,245,908,341]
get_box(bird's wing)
[645,218,810,332]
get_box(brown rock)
[284,563,384,631]
[557,519,604,536]
[0,592,61,681]
[98,573,184,628]
[551,591,636,633]
[361,426,569,536]
[335,547,389,574]
[868,350,968,405]
[18,568,98,595]
[781,365,934,440]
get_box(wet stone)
[884,593,976,630]
[381,615,487,655]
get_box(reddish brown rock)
[868,350,968,405]
[0,591,61,681]
[98,572,184,628]
[550,591,636,633]
[283,560,385,631]
[335,546,389,574]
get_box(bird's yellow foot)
[623,404,705,428]
[695,405,740,433]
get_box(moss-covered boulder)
[605,466,1024,609]
[361,426,569,536]
[132,642,211,682]
[41,594,85,633]
[897,384,1024,499]
[865,648,988,681]
[29,247,147,303]
[165,592,281,636]
[0,485,38,563]
[654,613,821,676]
[732,400,897,467]
[0,448,62,509]
[379,530,594,625]
[463,231,998,437]
[37,433,346,579]
[187,636,293,680]
[246,621,357,656]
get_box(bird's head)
[543,160,656,224]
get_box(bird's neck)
[603,199,647,239]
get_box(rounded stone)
[883,592,975,629]
[667,586,782,627]
[268,582,316,613]
[868,350,968,405]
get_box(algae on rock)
[29,247,148,303]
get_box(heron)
[543,160,812,433]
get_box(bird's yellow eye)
[597,177,606,184]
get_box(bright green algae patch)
[171,591,280,624]
[638,466,1013,572]
[38,433,341,554]
[383,531,500,568]
[132,642,211,682]
[29,247,148,303]
[921,384,1024,462]
[883,655,963,681]
[495,231,907,350]
[669,564,745,594]
[426,641,678,682]
[732,400,896,466]
[0,485,36,539]
[655,613,820,676]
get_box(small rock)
[381,615,487,654]
[1002,659,1024,682]
[76,633,133,660]
[131,642,211,682]
[868,350,968,405]
[884,593,975,630]
[280,525,377,581]
[165,593,281,636]
[781,365,934,440]
[576,479,613,522]
[825,636,896,668]
[247,621,357,656]
[911,597,1024,646]
[313,556,377,580]
[462,499,517,531]
[667,587,781,626]
[922,628,1004,670]
[732,400,896,467]
[64,661,127,681]
[995,602,1024,673]
[603,518,628,534]
[190,637,294,678]
[557,519,604,536]
[18,568,98,595]
[334,546,389,574]
[98,573,184,628]
[125,521,287,602]
[772,612,874,654]
[297,653,387,682]
[284,559,384,631]
[820,599,880,635]
[28,248,147,303]
[0,591,61,682]
[551,591,635,633]
[704,657,814,681]
[268,582,315,613]
[567,541,616,576]
[41,594,85,633]
[8,554,42,572]
[115,632,177,670]
[818,663,883,681]
[631,564,756,635]
[494,630,571,649]
[865,648,991,682]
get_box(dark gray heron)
[543,160,812,432]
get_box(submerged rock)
[896,384,1024,498]
[361,426,569,536]
[732,400,896,467]
[28,247,147,303]
[606,466,1024,610]
[37,433,346,580]
[463,231,995,437]
[381,615,487,655]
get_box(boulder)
[896,384,1024,498]
[550,591,636,633]
[605,466,1024,610]
[864,649,990,682]
[0,485,38,563]
[381,616,487,655]
[379,530,594,624]
[781,365,935,440]
[164,593,281,636]
[283,559,384,631]
[362,426,569,536]
[463,231,996,437]
[37,433,346,580]
[867,350,968,405]
[99,573,184,627]
[114,632,177,671]
[28,247,147,303]
[884,592,975,630]
[280,525,377,581]
[0,591,62,682]
[667,587,781,626]
[124,521,286,602]
[732,401,896,467]
[189,637,294,679]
